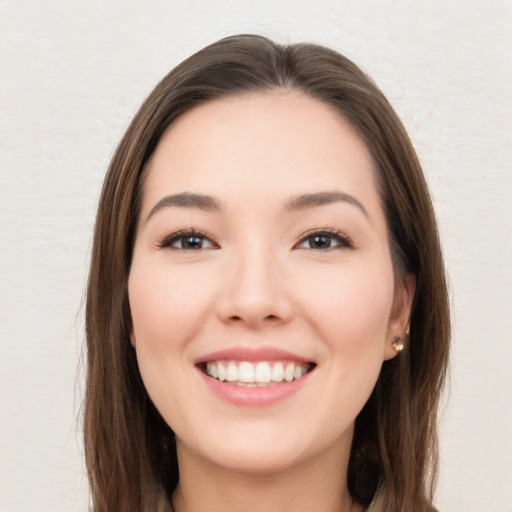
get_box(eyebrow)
[145,190,368,223]
[286,191,368,217]
[145,192,221,223]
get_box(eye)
[295,229,353,250]
[158,230,218,250]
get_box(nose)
[216,248,294,329]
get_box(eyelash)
[158,229,218,251]
[157,228,354,251]
[294,229,354,251]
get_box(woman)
[84,34,450,512]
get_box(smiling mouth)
[200,360,315,387]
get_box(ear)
[383,273,416,360]
[130,324,137,348]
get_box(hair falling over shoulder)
[84,34,450,512]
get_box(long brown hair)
[84,34,450,512]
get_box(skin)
[128,91,415,512]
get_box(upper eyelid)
[295,228,353,245]
[297,228,344,238]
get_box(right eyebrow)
[145,192,222,223]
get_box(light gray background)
[1,1,511,510]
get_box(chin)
[176,418,350,477]
[200,443,308,475]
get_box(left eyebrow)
[285,191,368,217]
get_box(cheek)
[127,262,216,424]
[302,263,394,418]
[129,262,213,351]
[296,261,394,353]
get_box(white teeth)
[255,362,272,383]
[236,381,258,387]
[238,362,255,382]
[226,362,238,382]
[217,362,226,381]
[284,363,295,382]
[204,360,311,386]
[271,362,284,382]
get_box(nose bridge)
[219,239,291,326]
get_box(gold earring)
[392,336,404,353]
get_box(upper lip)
[195,347,314,365]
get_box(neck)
[172,437,363,512]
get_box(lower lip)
[199,368,312,406]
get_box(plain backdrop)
[1,1,511,510]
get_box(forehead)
[142,91,381,215]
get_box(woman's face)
[128,91,412,473]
